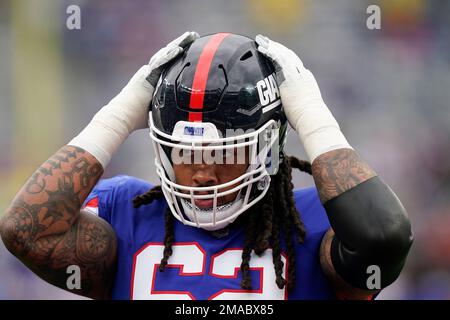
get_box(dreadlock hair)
[132,155,312,292]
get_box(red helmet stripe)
[189,32,231,122]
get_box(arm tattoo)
[311,148,377,203]
[0,146,117,299]
[313,149,378,298]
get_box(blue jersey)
[83,175,335,300]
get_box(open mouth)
[192,191,215,209]
[183,197,237,212]
[182,186,244,211]
[194,199,214,209]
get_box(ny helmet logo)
[256,73,282,114]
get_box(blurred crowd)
[0,0,449,299]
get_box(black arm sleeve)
[324,176,413,289]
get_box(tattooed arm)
[313,149,413,299]
[253,34,412,299]
[0,146,117,299]
[312,149,377,204]
[0,33,203,299]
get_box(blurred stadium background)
[0,0,449,299]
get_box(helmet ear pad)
[149,33,287,230]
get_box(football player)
[0,32,413,300]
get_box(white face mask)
[149,114,280,231]
[180,196,244,231]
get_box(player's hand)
[255,34,326,133]
[255,34,352,162]
[146,31,200,87]
[69,31,199,168]
[112,31,200,131]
